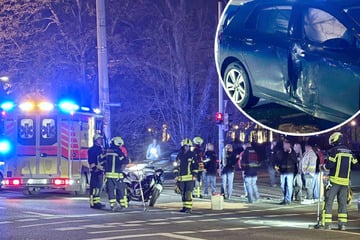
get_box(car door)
[292,7,360,122]
[241,5,293,100]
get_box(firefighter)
[192,136,204,198]
[102,137,129,212]
[322,132,358,230]
[87,133,106,209]
[175,138,198,213]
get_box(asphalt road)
[0,174,359,240]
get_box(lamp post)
[96,0,111,140]
[217,0,225,166]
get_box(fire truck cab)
[0,99,104,195]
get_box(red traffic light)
[215,112,224,124]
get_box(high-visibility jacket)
[325,145,358,186]
[175,149,198,181]
[101,147,129,178]
[88,144,104,172]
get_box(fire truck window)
[40,118,57,146]
[19,119,34,139]
[18,118,35,145]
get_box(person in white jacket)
[301,143,317,204]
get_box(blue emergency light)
[0,138,12,155]
[0,101,15,111]
[58,100,79,113]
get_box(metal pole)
[96,0,111,140]
[218,0,224,164]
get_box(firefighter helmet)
[181,138,192,147]
[93,133,103,141]
[193,136,204,145]
[111,137,124,146]
[329,132,343,145]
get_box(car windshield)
[346,7,360,27]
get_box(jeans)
[242,171,247,196]
[280,173,294,203]
[221,171,234,199]
[268,166,276,186]
[203,174,216,195]
[312,172,320,199]
[244,176,259,203]
[303,174,314,200]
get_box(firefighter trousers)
[179,180,195,210]
[323,182,348,226]
[106,177,128,208]
[89,172,104,207]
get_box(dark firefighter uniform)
[192,136,204,198]
[175,138,199,213]
[87,134,105,209]
[101,137,129,211]
[322,132,358,230]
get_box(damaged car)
[215,0,360,123]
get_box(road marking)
[88,228,147,234]
[173,231,198,234]
[85,232,207,240]
[198,219,218,222]
[23,211,56,217]
[173,220,196,223]
[56,227,86,231]
[147,222,169,225]
[0,221,12,224]
[16,218,40,222]
[219,217,239,220]
[224,227,246,231]
[198,229,223,233]
[125,220,146,224]
[19,219,89,228]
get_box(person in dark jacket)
[265,140,280,187]
[203,143,218,196]
[87,133,106,209]
[221,144,237,199]
[275,139,297,205]
[241,142,260,203]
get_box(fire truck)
[0,99,104,195]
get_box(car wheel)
[223,62,259,108]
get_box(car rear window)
[246,6,292,35]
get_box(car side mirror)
[323,38,351,50]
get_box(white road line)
[85,232,207,240]
[56,227,86,231]
[198,229,223,233]
[0,221,12,224]
[198,219,218,222]
[123,224,142,227]
[147,222,169,225]
[16,218,40,222]
[224,227,246,231]
[23,211,55,217]
[173,231,198,234]
[173,220,196,224]
[124,221,146,224]
[87,228,147,234]
[219,217,239,220]
[19,219,89,228]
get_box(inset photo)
[215,0,360,135]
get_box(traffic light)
[215,112,224,124]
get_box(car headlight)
[173,161,178,167]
